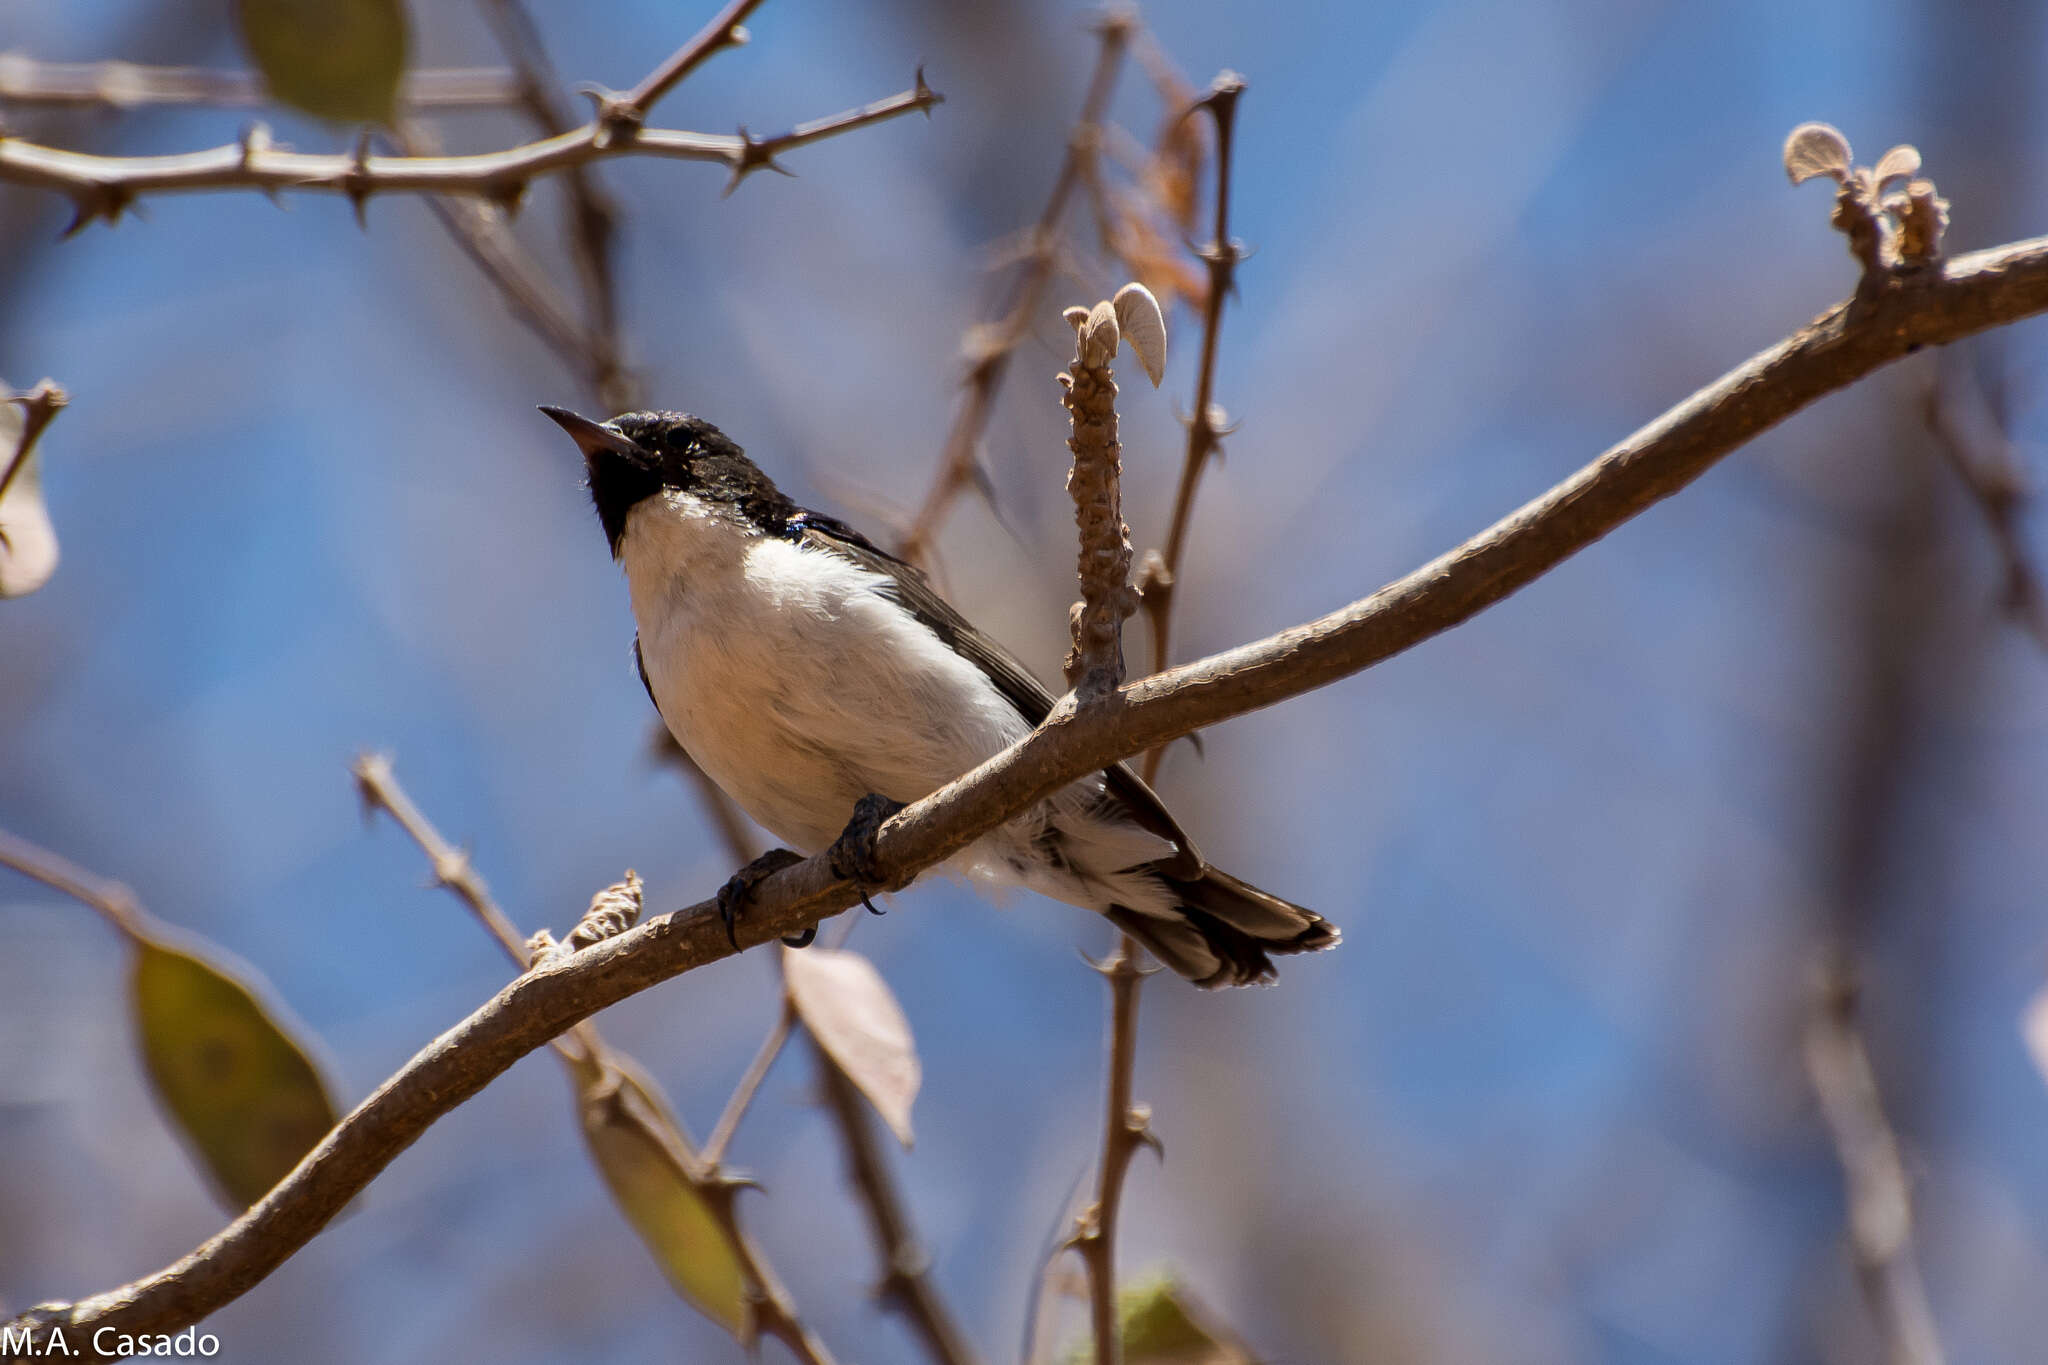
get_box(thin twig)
[1137,73,1241,785]
[896,10,1134,568]
[817,1043,984,1365]
[0,78,940,234]
[1,378,67,503]
[348,754,834,1364]
[610,0,767,124]
[0,54,522,111]
[701,995,795,1167]
[386,121,621,401]
[1073,948,1150,1365]
[1804,956,1946,1365]
[475,0,633,411]
[0,825,152,940]
[1922,369,2048,652]
[19,227,2048,1350]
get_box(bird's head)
[541,407,786,558]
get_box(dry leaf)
[129,933,340,1210]
[1783,122,1852,186]
[1872,143,1923,187]
[574,1052,750,1336]
[234,0,410,125]
[1113,282,1168,388]
[784,946,920,1147]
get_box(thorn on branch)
[722,126,795,196]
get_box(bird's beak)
[539,406,642,462]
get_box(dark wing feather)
[788,513,1202,877]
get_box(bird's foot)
[827,792,907,915]
[716,847,810,949]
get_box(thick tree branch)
[15,232,2048,1349]
[0,78,939,232]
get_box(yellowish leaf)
[575,1052,750,1337]
[234,0,410,125]
[784,946,920,1147]
[129,933,340,1210]
[1066,1272,1255,1365]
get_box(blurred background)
[4,0,2048,1361]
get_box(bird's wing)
[789,511,1203,876]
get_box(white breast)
[620,491,1034,853]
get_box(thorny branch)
[1136,73,1242,785]
[349,754,836,1365]
[896,10,1134,568]
[0,77,940,234]
[17,207,2048,1355]
[0,54,522,111]
[475,0,631,411]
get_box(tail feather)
[1109,866,1340,989]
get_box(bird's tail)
[1105,866,1339,988]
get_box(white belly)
[623,494,1031,852]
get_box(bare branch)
[349,754,834,1363]
[0,79,940,233]
[475,0,632,410]
[1060,297,1140,699]
[1137,74,1241,783]
[1072,947,1152,1365]
[897,10,1134,568]
[0,54,522,111]
[700,995,795,1168]
[817,1042,984,1365]
[0,824,151,941]
[606,0,766,127]
[15,230,2048,1350]
[1923,368,2048,652]
[1804,956,1946,1365]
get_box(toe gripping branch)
[711,794,907,953]
[717,848,807,949]
[828,792,907,921]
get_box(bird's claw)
[828,792,906,915]
[716,847,807,949]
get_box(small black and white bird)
[542,406,1338,987]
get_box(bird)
[542,406,1338,987]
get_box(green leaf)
[574,1052,751,1337]
[1066,1272,1256,1365]
[233,0,410,126]
[129,934,341,1211]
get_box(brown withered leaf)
[234,0,409,125]
[129,932,340,1210]
[572,1050,750,1336]
[784,946,920,1147]
[1783,122,1853,186]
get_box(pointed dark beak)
[539,406,642,462]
